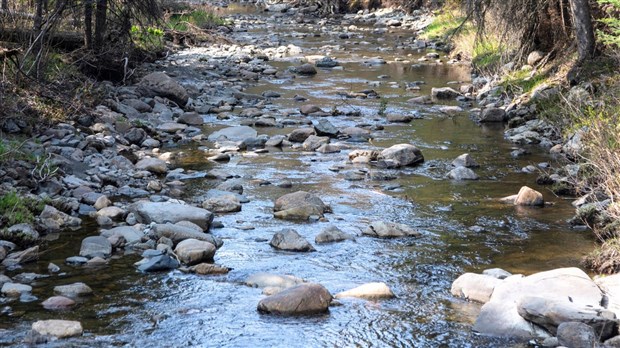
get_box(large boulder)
[288,128,316,143]
[257,283,332,315]
[451,273,503,303]
[174,239,216,265]
[363,221,421,238]
[377,144,424,168]
[128,202,214,230]
[595,273,620,318]
[31,320,83,339]
[152,223,221,247]
[137,72,188,107]
[273,191,330,221]
[473,267,604,339]
[270,229,315,252]
[514,186,544,206]
[314,119,339,138]
[479,108,506,123]
[335,282,395,300]
[557,322,597,348]
[79,236,112,259]
[517,296,617,338]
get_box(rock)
[300,104,322,115]
[483,268,512,279]
[135,158,168,174]
[480,107,506,122]
[431,87,460,99]
[315,57,339,68]
[363,221,421,238]
[65,256,88,265]
[604,335,620,347]
[341,127,371,141]
[303,135,329,151]
[1,282,32,296]
[452,154,479,168]
[94,195,111,210]
[208,126,257,142]
[348,149,379,163]
[451,273,503,303]
[42,296,76,310]
[474,267,604,339]
[31,320,83,338]
[315,226,354,243]
[137,72,188,107]
[517,296,617,338]
[257,283,332,315]
[178,112,204,126]
[0,223,39,247]
[273,191,330,220]
[79,236,112,259]
[245,273,305,289]
[191,263,229,275]
[96,206,126,221]
[448,167,479,180]
[335,282,395,300]
[128,202,214,230]
[386,114,414,123]
[514,186,544,206]
[314,119,339,138]
[124,128,147,145]
[527,50,545,66]
[157,122,187,133]
[53,282,93,298]
[288,128,316,143]
[595,273,620,318]
[153,223,221,247]
[2,246,39,267]
[100,226,142,244]
[39,205,81,230]
[557,322,597,348]
[136,254,180,272]
[270,229,315,252]
[0,274,11,286]
[292,63,317,76]
[174,239,216,265]
[377,144,424,168]
[202,194,241,213]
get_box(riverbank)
[0,2,616,346]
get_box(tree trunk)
[84,0,93,49]
[94,0,107,51]
[568,0,596,62]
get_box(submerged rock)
[53,282,93,298]
[245,273,305,289]
[363,221,421,238]
[451,273,503,303]
[257,283,332,315]
[447,167,479,180]
[42,296,76,310]
[335,282,395,300]
[31,320,83,339]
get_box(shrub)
[0,191,45,227]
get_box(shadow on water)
[0,5,595,348]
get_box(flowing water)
[0,5,596,347]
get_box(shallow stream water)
[0,5,596,347]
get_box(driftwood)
[0,29,83,51]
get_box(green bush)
[0,191,45,227]
[597,0,620,48]
[166,10,226,31]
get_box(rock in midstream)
[377,144,424,168]
[315,226,354,244]
[31,320,83,339]
[257,283,332,315]
[153,223,222,248]
[128,202,214,230]
[335,282,395,300]
[174,239,216,265]
[270,229,315,252]
[363,221,421,238]
[273,191,330,221]
[245,273,305,290]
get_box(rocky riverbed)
[0,2,614,347]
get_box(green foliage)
[378,99,388,117]
[0,192,44,227]
[131,25,165,51]
[597,0,620,48]
[499,69,547,95]
[166,10,226,32]
[0,139,34,163]
[420,10,467,40]
[471,38,503,71]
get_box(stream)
[0,4,596,347]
